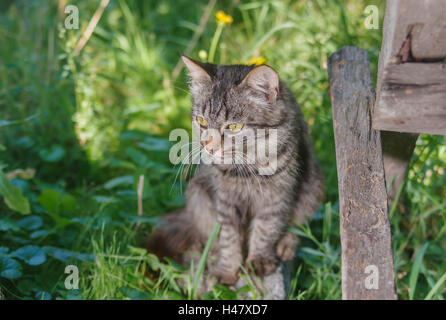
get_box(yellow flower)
[246,56,267,65]
[216,10,233,25]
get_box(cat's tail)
[146,208,196,263]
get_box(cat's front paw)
[211,267,239,286]
[276,232,299,261]
[245,255,278,277]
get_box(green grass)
[0,0,445,300]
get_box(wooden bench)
[327,0,446,300]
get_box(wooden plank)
[381,131,418,210]
[411,23,446,61]
[374,0,446,135]
[373,63,446,135]
[376,0,446,68]
[328,46,397,300]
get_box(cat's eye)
[228,123,244,132]
[196,116,208,127]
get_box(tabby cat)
[147,56,324,286]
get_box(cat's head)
[182,55,282,165]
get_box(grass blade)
[409,242,429,299]
[192,222,221,298]
[425,272,446,300]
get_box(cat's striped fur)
[147,56,324,286]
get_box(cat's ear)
[181,55,211,84]
[241,65,279,103]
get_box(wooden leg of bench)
[328,46,397,300]
[381,131,418,211]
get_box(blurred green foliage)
[0,0,445,300]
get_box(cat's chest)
[213,174,258,199]
[206,164,287,208]
[212,174,275,213]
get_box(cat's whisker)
[232,154,251,195]
[171,143,202,195]
[232,152,255,196]
[180,146,202,194]
[233,151,264,196]
[184,146,202,183]
[173,85,191,95]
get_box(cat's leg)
[185,174,217,242]
[212,199,243,286]
[246,202,287,277]
[276,228,299,262]
[276,165,325,261]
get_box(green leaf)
[127,245,148,256]
[125,147,147,167]
[43,246,93,263]
[0,170,30,214]
[64,290,83,300]
[17,215,43,230]
[30,229,51,239]
[0,217,21,231]
[39,145,66,162]
[118,212,159,225]
[0,257,22,279]
[108,158,137,170]
[119,130,145,141]
[35,291,51,300]
[60,194,77,213]
[115,190,136,198]
[103,175,134,190]
[138,136,171,151]
[12,245,46,266]
[15,136,34,148]
[92,195,119,203]
[37,190,76,225]
[17,279,39,295]
[211,284,238,300]
[38,189,60,214]
[119,286,153,300]
[0,247,9,256]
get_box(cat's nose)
[202,136,213,153]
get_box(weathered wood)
[376,0,446,65]
[328,47,397,300]
[374,0,446,135]
[411,23,446,61]
[381,131,418,209]
[373,63,446,135]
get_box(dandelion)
[246,56,267,65]
[215,11,233,25]
[208,11,233,63]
